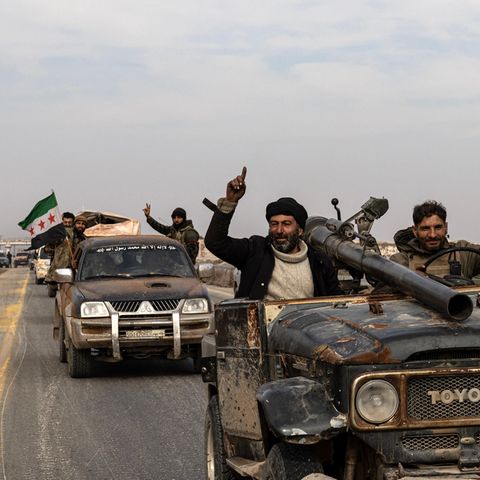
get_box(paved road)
[0,268,232,480]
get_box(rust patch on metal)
[313,340,395,365]
[347,346,394,364]
[313,344,343,363]
[247,304,260,348]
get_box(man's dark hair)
[62,211,75,220]
[412,201,447,226]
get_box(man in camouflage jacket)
[45,215,87,282]
[391,200,480,281]
[143,204,199,264]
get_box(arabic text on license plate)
[126,329,165,338]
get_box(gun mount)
[305,210,473,321]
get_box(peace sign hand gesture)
[143,203,151,218]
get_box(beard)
[269,230,301,253]
[418,236,444,251]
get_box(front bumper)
[69,310,214,360]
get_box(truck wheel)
[262,443,324,480]
[67,340,93,378]
[47,283,57,298]
[58,316,67,363]
[35,276,42,285]
[205,395,239,480]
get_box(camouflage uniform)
[146,216,199,264]
[391,227,480,279]
[45,227,86,282]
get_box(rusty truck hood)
[268,293,480,364]
[74,276,208,302]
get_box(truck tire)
[262,443,324,480]
[67,340,93,378]
[205,395,239,480]
[58,316,67,363]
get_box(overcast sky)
[2,1,480,243]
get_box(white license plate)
[125,329,165,338]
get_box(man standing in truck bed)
[204,167,341,300]
[45,214,87,283]
[143,204,199,264]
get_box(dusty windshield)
[79,244,194,280]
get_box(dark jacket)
[147,216,199,264]
[205,208,342,300]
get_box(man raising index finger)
[226,167,247,202]
[205,167,341,300]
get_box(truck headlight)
[182,298,209,314]
[81,302,109,318]
[356,380,399,424]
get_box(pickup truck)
[54,235,214,377]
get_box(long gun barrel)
[305,217,473,321]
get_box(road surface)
[0,267,232,480]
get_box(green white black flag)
[18,192,66,249]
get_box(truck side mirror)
[53,268,74,283]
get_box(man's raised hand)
[226,167,247,203]
[143,203,151,218]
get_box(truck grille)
[402,434,459,451]
[408,375,480,420]
[109,299,181,313]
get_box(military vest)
[407,252,452,277]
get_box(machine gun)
[305,197,473,321]
[321,197,389,292]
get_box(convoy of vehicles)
[202,199,480,480]
[53,235,214,377]
[13,200,480,478]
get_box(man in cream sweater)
[204,167,341,300]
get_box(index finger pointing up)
[241,166,247,180]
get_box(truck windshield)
[79,244,195,281]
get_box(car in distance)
[0,253,9,268]
[13,251,30,267]
[53,235,214,378]
[33,246,51,284]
